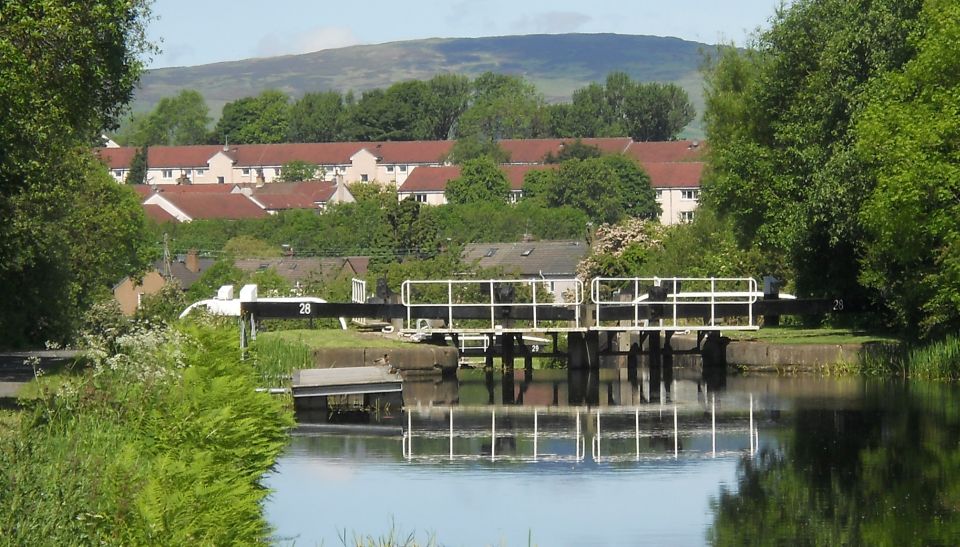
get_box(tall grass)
[251,336,314,388]
[0,316,294,545]
[905,334,960,381]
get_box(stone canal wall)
[311,345,458,375]
[724,340,895,372]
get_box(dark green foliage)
[287,91,346,142]
[447,135,511,164]
[135,282,188,323]
[547,72,695,140]
[445,157,512,205]
[702,0,923,304]
[0,0,154,347]
[543,139,602,163]
[122,89,211,146]
[213,89,290,144]
[125,145,148,185]
[523,155,658,224]
[457,72,548,140]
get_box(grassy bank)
[0,317,293,544]
[725,326,900,345]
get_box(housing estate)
[98,138,704,224]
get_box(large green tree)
[702,0,923,302]
[125,89,211,146]
[286,91,346,143]
[213,90,290,144]
[445,157,512,205]
[854,0,960,335]
[457,72,548,140]
[0,0,154,346]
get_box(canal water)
[264,367,960,546]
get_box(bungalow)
[142,191,269,222]
[462,240,590,303]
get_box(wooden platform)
[291,365,403,398]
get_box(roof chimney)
[185,249,200,273]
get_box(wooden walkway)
[291,365,403,398]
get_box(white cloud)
[255,26,361,57]
[512,11,593,34]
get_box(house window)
[655,190,663,200]
[162,169,173,179]
[242,168,250,175]
[387,165,394,172]
[217,176,225,184]
[510,191,521,203]
[399,165,407,172]
[414,193,428,203]
[681,189,700,201]
[195,169,205,176]
[680,211,695,223]
[113,169,123,177]
[361,174,369,182]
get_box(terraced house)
[98,138,704,224]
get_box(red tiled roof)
[148,145,224,168]
[499,137,632,163]
[95,147,137,169]
[132,185,155,198]
[244,181,338,210]
[644,162,705,188]
[143,204,178,223]
[398,166,460,193]
[369,141,454,164]
[344,256,370,276]
[230,143,362,167]
[398,164,557,193]
[151,184,236,193]
[158,193,268,220]
[627,140,706,163]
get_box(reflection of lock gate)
[398,277,762,333]
[400,395,763,463]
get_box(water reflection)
[709,381,960,546]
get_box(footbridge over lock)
[223,276,859,370]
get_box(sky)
[145,0,784,69]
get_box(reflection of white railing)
[399,396,760,463]
[591,277,760,331]
[351,278,367,326]
[400,278,584,333]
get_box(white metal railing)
[591,277,760,331]
[351,278,367,326]
[400,278,584,333]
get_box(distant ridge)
[135,33,713,136]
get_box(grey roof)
[462,240,588,277]
[152,258,217,290]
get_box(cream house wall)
[397,191,445,205]
[656,188,700,225]
[346,149,379,184]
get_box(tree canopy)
[445,157,512,205]
[0,0,154,346]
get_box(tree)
[446,135,511,164]
[425,73,472,140]
[602,154,659,220]
[544,139,602,163]
[445,157,511,205]
[286,91,345,142]
[277,160,322,182]
[126,89,210,146]
[213,90,290,144]
[548,158,623,224]
[457,72,548,140]
[222,236,281,258]
[0,0,154,346]
[702,0,923,302]
[624,82,695,141]
[126,145,148,185]
[854,0,960,335]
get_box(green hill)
[135,33,714,137]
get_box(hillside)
[135,33,714,136]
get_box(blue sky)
[146,0,784,69]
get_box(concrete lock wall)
[310,346,458,375]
